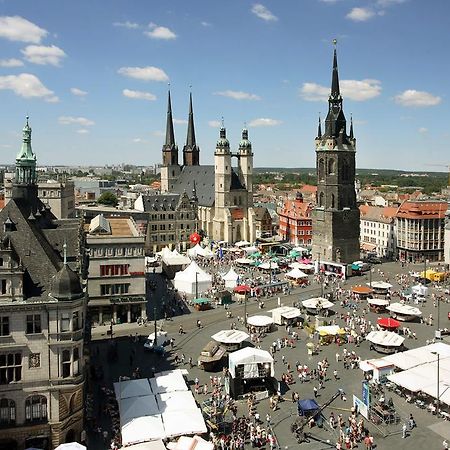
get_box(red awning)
[377,317,400,329]
[233,285,251,294]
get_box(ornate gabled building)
[0,118,88,450]
[312,44,360,263]
[160,91,257,243]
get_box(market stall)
[302,297,334,315]
[316,325,347,345]
[386,303,422,322]
[197,341,226,371]
[211,329,250,352]
[269,306,302,326]
[173,261,212,295]
[192,297,211,311]
[377,317,400,331]
[222,267,240,289]
[359,358,395,383]
[285,267,308,285]
[247,315,274,331]
[368,298,390,313]
[369,281,393,295]
[351,285,374,298]
[366,330,405,354]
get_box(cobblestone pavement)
[87,261,450,450]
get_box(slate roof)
[0,198,80,301]
[140,194,181,212]
[169,165,246,207]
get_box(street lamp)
[195,272,199,300]
[431,351,440,416]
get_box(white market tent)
[367,298,390,307]
[293,246,309,253]
[285,267,308,279]
[289,262,314,271]
[162,409,208,438]
[302,297,334,310]
[412,284,429,296]
[247,315,274,327]
[150,369,188,394]
[243,246,259,255]
[162,249,191,266]
[121,415,166,446]
[228,347,274,378]
[187,244,214,259]
[114,378,153,400]
[366,331,405,347]
[259,262,279,270]
[222,267,240,289]
[235,257,253,265]
[235,240,251,247]
[120,395,160,423]
[316,325,341,336]
[369,281,393,290]
[269,306,301,325]
[156,391,197,413]
[120,439,167,450]
[386,302,422,320]
[211,329,249,344]
[173,261,212,295]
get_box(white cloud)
[122,88,156,101]
[251,4,278,22]
[113,21,139,29]
[70,87,88,97]
[0,16,48,43]
[214,90,261,101]
[77,129,89,134]
[117,66,169,82]
[21,45,66,66]
[173,118,188,125]
[133,137,148,143]
[201,21,212,27]
[58,116,95,127]
[208,120,221,128]
[418,127,428,134]
[0,58,24,68]
[346,7,375,21]
[0,73,58,102]
[394,89,442,107]
[144,24,177,40]
[248,118,282,127]
[300,79,381,101]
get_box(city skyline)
[0,0,448,170]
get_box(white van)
[144,331,170,350]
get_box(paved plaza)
[87,261,450,450]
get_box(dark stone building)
[312,44,360,263]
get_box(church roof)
[140,194,181,212]
[169,165,246,207]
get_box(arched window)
[73,348,80,376]
[0,398,15,425]
[25,395,47,423]
[318,159,325,180]
[331,193,335,209]
[328,158,336,175]
[62,350,71,378]
[319,192,324,207]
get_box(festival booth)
[222,267,240,289]
[369,281,393,296]
[412,284,429,298]
[259,261,279,271]
[270,306,302,326]
[302,297,334,315]
[386,303,422,321]
[192,298,211,311]
[366,330,405,354]
[235,240,251,247]
[290,262,315,273]
[173,261,212,295]
[368,298,390,313]
[187,244,214,259]
[243,246,259,255]
[235,257,253,266]
[212,290,233,306]
[359,358,395,383]
[247,315,274,332]
[297,398,321,424]
[161,248,191,279]
[233,285,252,304]
[198,341,226,371]
[227,347,276,400]
[285,267,308,285]
[212,329,249,353]
[377,317,400,331]
[316,325,347,346]
[351,285,374,299]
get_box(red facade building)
[278,193,313,246]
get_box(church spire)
[317,115,322,139]
[15,116,36,185]
[331,39,340,99]
[183,91,200,166]
[349,114,354,140]
[162,89,178,166]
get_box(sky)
[0,0,449,170]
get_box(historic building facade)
[0,118,87,450]
[311,45,360,263]
[160,92,257,243]
[278,193,313,246]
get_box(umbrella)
[234,285,251,294]
[249,252,261,259]
[192,297,210,305]
[55,444,87,450]
[377,317,400,330]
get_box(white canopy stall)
[121,415,166,447]
[212,330,249,352]
[366,330,405,354]
[302,297,334,314]
[162,409,208,438]
[269,306,301,325]
[173,261,212,295]
[222,267,240,289]
[247,315,274,328]
[228,347,274,378]
[259,262,279,270]
[386,303,422,321]
[285,268,308,280]
[412,284,429,296]
[114,378,153,400]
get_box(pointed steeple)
[331,40,340,99]
[349,114,354,140]
[183,91,200,166]
[15,116,37,186]
[216,118,230,152]
[162,89,178,166]
[317,115,322,139]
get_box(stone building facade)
[0,118,87,450]
[312,44,360,263]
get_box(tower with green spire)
[12,116,39,203]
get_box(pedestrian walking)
[402,422,407,438]
[313,386,318,398]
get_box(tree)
[97,192,118,207]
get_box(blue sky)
[0,0,449,170]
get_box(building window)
[0,280,6,295]
[0,398,15,425]
[73,348,80,375]
[25,395,47,423]
[26,314,42,334]
[62,349,71,378]
[72,311,80,331]
[28,352,41,369]
[0,353,22,384]
[0,316,9,336]
[61,312,70,332]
